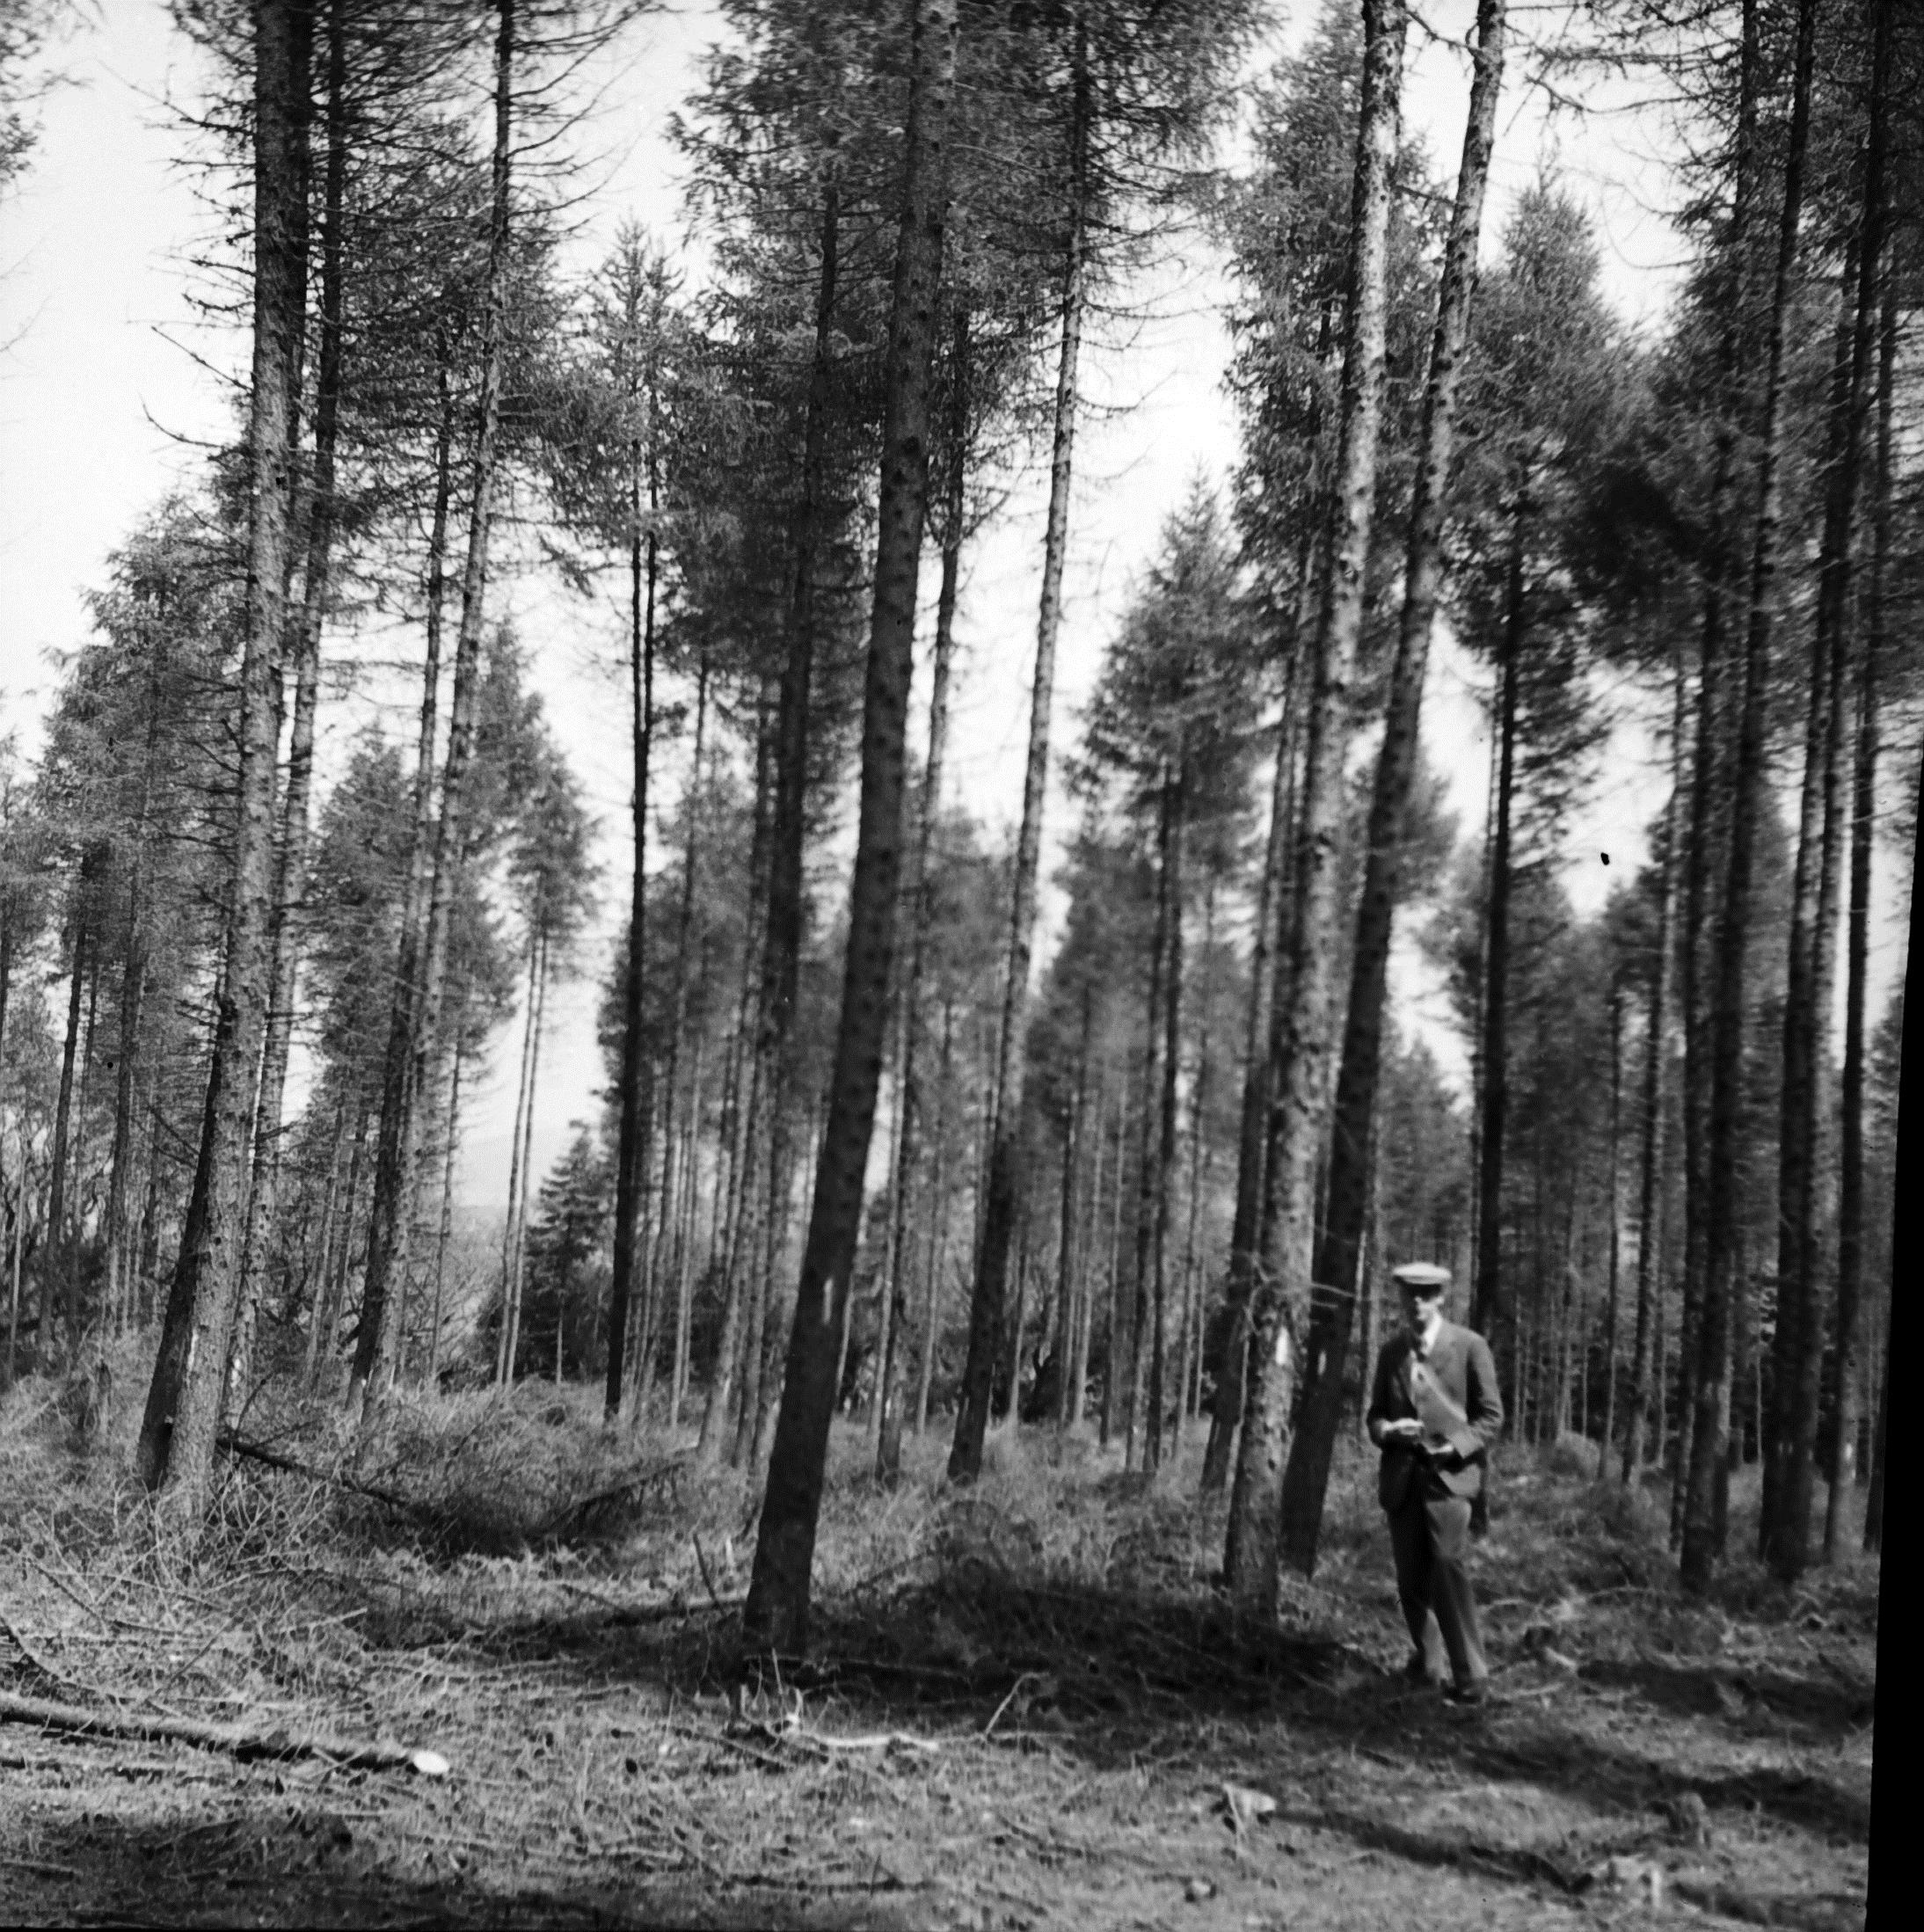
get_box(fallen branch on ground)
[216,1433,417,1515]
[0,1688,448,1777]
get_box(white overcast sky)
[0,1,1907,1208]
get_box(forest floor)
[0,1364,1878,1930]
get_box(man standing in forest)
[1366,1261,1504,1703]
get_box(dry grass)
[0,1378,1878,1929]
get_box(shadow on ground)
[6,1798,925,1930]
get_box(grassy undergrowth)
[1,1360,1879,1929]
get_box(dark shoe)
[1403,1654,1445,1688]
[1445,1680,1489,1707]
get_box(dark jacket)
[1366,1318,1505,1510]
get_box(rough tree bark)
[1763,0,1890,1581]
[1826,239,1895,1562]
[950,18,1087,1482]
[135,0,302,1520]
[1470,484,1527,1395]
[740,0,956,1657]
[658,656,708,1427]
[607,307,662,1424]
[349,0,517,1424]
[1225,0,1405,1615]
[1670,0,1763,1544]
[1199,624,1303,1492]
[229,0,348,1414]
[1680,0,1815,1599]
[1623,649,1685,1484]
[1276,0,1504,1573]
[876,313,968,1481]
[1146,760,1186,1474]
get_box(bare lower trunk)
[951,33,1087,1483]
[135,0,302,1522]
[1471,490,1527,1382]
[742,0,954,1654]
[1126,906,1165,1470]
[1146,769,1185,1474]
[501,937,546,1390]
[1764,0,1889,1580]
[607,407,661,1420]
[877,318,968,1480]
[46,908,87,1366]
[350,0,516,1425]
[1826,249,1894,1562]
[1226,0,1405,1615]
[1200,636,1301,1491]
[1681,0,1815,1598]
[1625,649,1685,1484]
[1600,984,1623,1470]
[496,936,542,1384]
[915,1002,955,1436]
[1275,0,1504,1570]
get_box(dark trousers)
[1387,1490,1489,1687]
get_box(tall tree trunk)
[1470,485,1527,1389]
[1600,978,1623,1472]
[1827,246,1895,1561]
[1672,0,1763,1542]
[915,999,954,1437]
[349,0,515,1424]
[950,25,1088,1482]
[7,1175,23,1388]
[1070,1075,1104,1429]
[46,903,87,1366]
[1764,0,1890,1580]
[106,620,171,1345]
[669,1026,706,1429]
[1275,0,1504,1567]
[1126,884,1166,1470]
[306,1098,362,1389]
[501,935,546,1390]
[1101,1077,1128,1444]
[607,337,662,1423]
[1200,622,1305,1491]
[699,701,776,1461]
[1147,764,1185,1474]
[1624,649,1685,1483]
[68,957,101,1351]
[425,1048,462,1387]
[877,313,968,1481]
[1225,0,1405,1614]
[134,0,301,1516]
[1053,1017,1086,1438]
[732,168,845,1457]
[1680,0,1815,1598]
[1173,896,1213,1448]
[742,0,954,1655]
[732,1147,776,1468]
[495,933,542,1385]
[652,657,709,1428]
[1054,985,1093,1437]
[229,0,347,1414]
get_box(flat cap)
[1390,1262,1452,1293]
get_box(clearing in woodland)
[1,1363,1875,1931]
